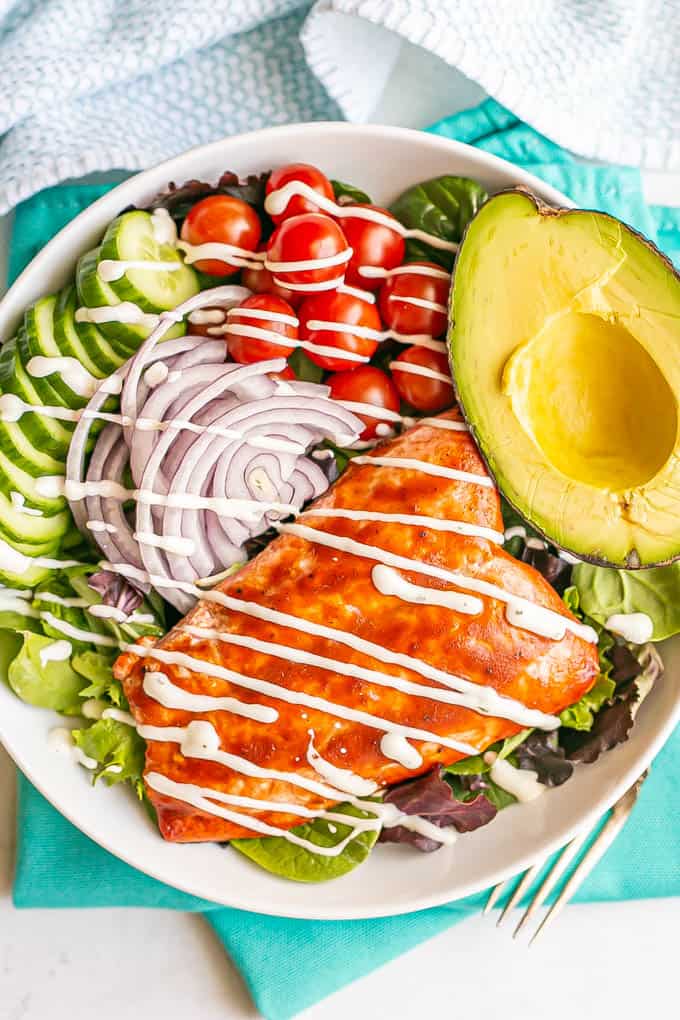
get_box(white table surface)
[1,38,679,1020]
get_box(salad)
[0,160,676,884]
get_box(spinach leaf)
[8,632,83,712]
[331,180,372,205]
[231,803,379,882]
[288,348,325,383]
[389,176,488,268]
[573,562,680,641]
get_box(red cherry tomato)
[225,294,298,364]
[328,366,400,440]
[340,205,405,291]
[180,195,261,276]
[265,163,335,223]
[269,364,296,382]
[378,262,450,337]
[265,214,351,294]
[241,243,302,307]
[390,345,454,413]
[298,290,381,372]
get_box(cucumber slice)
[0,488,69,548]
[76,247,186,351]
[0,447,65,515]
[0,559,52,590]
[21,297,91,409]
[54,286,121,378]
[0,405,65,477]
[0,336,73,459]
[99,210,199,312]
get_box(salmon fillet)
[115,409,599,842]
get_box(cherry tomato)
[340,205,405,290]
[266,214,351,294]
[225,294,298,364]
[181,195,261,276]
[265,163,335,223]
[390,345,454,413]
[378,262,450,337]
[269,364,296,382]
[241,243,302,307]
[328,366,400,440]
[298,289,381,372]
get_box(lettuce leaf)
[573,561,680,641]
[71,718,145,795]
[7,632,83,713]
[389,175,488,268]
[378,768,497,851]
[331,180,371,205]
[231,803,379,882]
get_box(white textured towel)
[0,0,678,212]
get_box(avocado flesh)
[450,190,680,568]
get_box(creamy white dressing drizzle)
[484,751,545,802]
[41,610,117,647]
[144,362,169,388]
[150,208,178,245]
[76,303,161,330]
[418,418,468,431]
[9,491,43,517]
[106,560,560,731]
[65,479,298,520]
[605,612,654,644]
[372,564,482,616]
[170,617,555,730]
[224,322,369,364]
[0,538,80,574]
[134,530,196,557]
[277,524,597,646]
[380,732,423,769]
[264,183,458,253]
[0,587,41,618]
[26,356,100,398]
[34,591,88,608]
[177,240,264,271]
[98,259,183,282]
[337,284,376,303]
[275,275,347,293]
[358,264,451,282]
[351,455,494,488]
[126,642,478,754]
[87,519,117,534]
[388,294,447,314]
[227,306,298,328]
[0,392,80,423]
[388,360,453,386]
[188,308,227,326]
[143,669,278,723]
[307,730,378,795]
[302,508,504,545]
[264,248,353,274]
[38,639,72,667]
[48,727,97,769]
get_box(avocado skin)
[448,188,680,570]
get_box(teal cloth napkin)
[10,100,680,1019]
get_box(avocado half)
[449,189,680,568]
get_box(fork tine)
[496,860,543,927]
[512,829,590,939]
[483,879,508,914]
[528,788,641,946]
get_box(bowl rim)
[2,120,676,920]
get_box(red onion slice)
[66,285,363,610]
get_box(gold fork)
[483,771,648,944]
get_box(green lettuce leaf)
[573,561,680,641]
[7,632,83,712]
[389,175,488,267]
[288,348,324,383]
[71,649,126,707]
[231,804,379,883]
[331,180,372,205]
[72,718,145,795]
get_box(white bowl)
[1,122,678,920]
